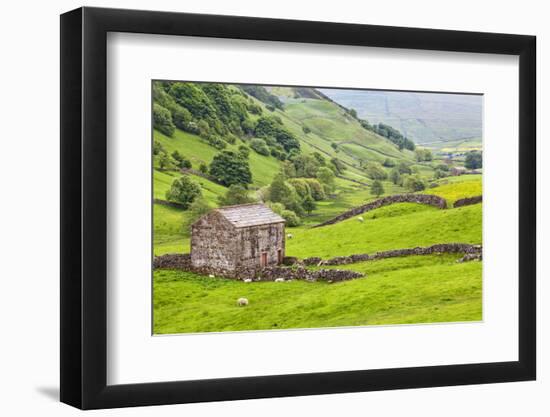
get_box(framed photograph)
[60,6,536,409]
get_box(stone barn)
[190,204,286,278]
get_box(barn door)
[260,252,268,267]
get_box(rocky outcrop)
[454,195,482,208]
[313,194,448,228]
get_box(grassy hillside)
[319,88,483,145]
[286,204,481,259]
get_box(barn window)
[261,252,268,267]
[277,249,282,264]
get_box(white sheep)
[243,278,252,283]
[208,274,215,278]
[287,233,293,239]
[274,278,285,283]
[357,216,364,222]
[237,297,249,306]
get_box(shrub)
[218,184,256,206]
[153,140,165,156]
[404,175,426,192]
[370,180,385,197]
[397,162,412,175]
[165,175,202,209]
[250,138,270,156]
[317,166,336,193]
[281,209,301,226]
[365,162,388,180]
[287,178,312,199]
[183,198,212,232]
[304,179,326,200]
[301,193,316,214]
[199,163,208,174]
[382,158,396,168]
[302,126,311,134]
[389,168,402,185]
[465,151,482,169]
[238,145,250,158]
[153,103,175,137]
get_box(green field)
[152,82,482,334]
[154,253,481,334]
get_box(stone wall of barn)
[190,212,239,275]
[236,223,285,274]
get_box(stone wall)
[454,195,482,208]
[314,194,448,228]
[153,253,191,270]
[299,243,482,266]
[153,253,362,282]
[257,266,363,282]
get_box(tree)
[465,151,482,169]
[302,193,316,214]
[153,103,175,137]
[165,175,202,209]
[153,140,165,156]
[268,173,304,216]
[218,184,255,206]
[317,166,336,193]
[389,168,402,185]
[349,108,358,118]
[302,126,311,134]
[158,152,175,170]
[209,151,252,186]
[171,150,191,169]
[292,154,320,178]
[183,198,212,231]
[303,179,324,200]
[397,162,412,175]
[238,145,250,158]
[415,148,433,162]
[199,163,208,174]
[371,180,385,197]
[364,162,388,180]
[404,175,426,192]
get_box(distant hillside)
[318,88,483,146]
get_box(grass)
[153,253,482,334]
[286,203,482,259]
[426,177,482,204]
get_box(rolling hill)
[319,88,483,148]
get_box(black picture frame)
[60,6,536,410]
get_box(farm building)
[190,203,286,278]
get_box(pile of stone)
[314,194,448,228]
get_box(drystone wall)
[454,195,482,208]
[298,243,482,266]
[153,253,362,282]
[314,194,448,228]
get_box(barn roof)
[216,204,285,228]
